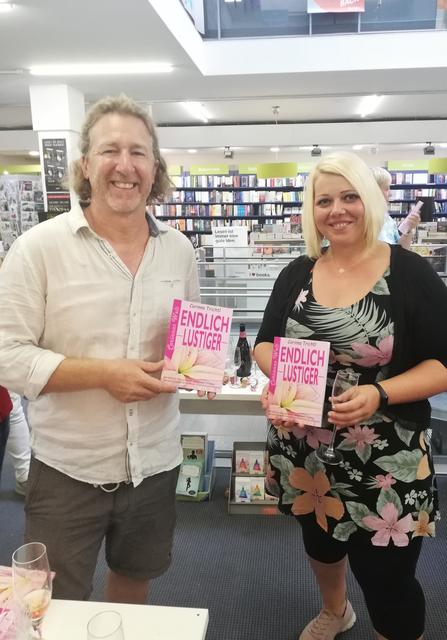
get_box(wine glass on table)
[87,610,125,640]
[316,370,360,465]
[12,542,52,639]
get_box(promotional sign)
[190,165,229,176]
[211,226,248,247]
[41,138,71,216]
[307,0,365,13]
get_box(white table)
[42,599,209,640]
[179,380,266,416]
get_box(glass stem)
[327,425,337,453]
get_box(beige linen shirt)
[0,204,200,486]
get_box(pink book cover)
[161,299,233,393]
[267,337,330,427]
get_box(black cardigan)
[255,244,447,429]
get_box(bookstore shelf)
[152,170,447,244]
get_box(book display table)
[42,600,209,640]
[179,383,264,416]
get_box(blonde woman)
[254,152,447,640]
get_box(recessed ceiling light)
[181,102,211,123]
[28,150,40,157]
[187,149,197,154]
[270,147,280,153]
[352,145,363,151]
[29,62,173,76]
[358,94,383,118]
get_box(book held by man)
[161,299,233,393]
[268,337,330,427]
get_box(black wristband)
[372,382,389,413]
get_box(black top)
[255,244,447,429]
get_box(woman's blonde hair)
[70,94,172,205]
[302,151,386,258]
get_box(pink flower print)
[293,425,332,450]
[341,425,379,454]
[362,503,413,547]
[372,473,396,490]
[164,346,223,385]
[351,335,394,367]
[293,288,308,312]
[269,381,320,422]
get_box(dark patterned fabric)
[266,268,439,547]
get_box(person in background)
[0,386,12,485]
[372,166,420,249]
[254,151,447,640]
[6,392,31,496]
[0,94,208,603]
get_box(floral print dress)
[266,267,440,547]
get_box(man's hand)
[104,359,177,403]
[328,384,381,428]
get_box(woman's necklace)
[328,248,372,275]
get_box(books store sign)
[307,0,365,12]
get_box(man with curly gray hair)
[0,94,202,603]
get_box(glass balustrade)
[200,0,444,39]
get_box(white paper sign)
[212,226,248,247]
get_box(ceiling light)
[181,102,211,123]
[358,94,383,118]
[188,149,197,154]
[270,147,280,153]
[28,150,40,157]
[3,171,9,175]
[352,145,363,151]
[29,62,173,76]
[0,3,14,12]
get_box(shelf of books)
[228,441,279,515]
[388,168,447,217]
[152,164,309,245]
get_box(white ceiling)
[1,0,447,161]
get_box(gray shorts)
[25,457,179,600]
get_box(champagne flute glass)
[87,610,125,640]
[231,347,242,388]
[249,360,259,391]
[224,354,236,387]
[12,542,52,639]
[316,370,360,465]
